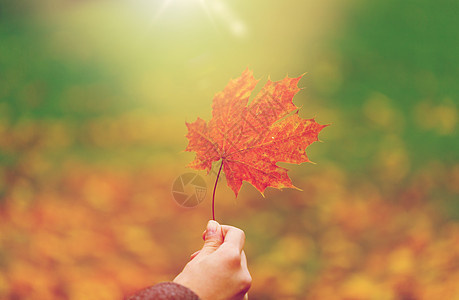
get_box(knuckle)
[238,228,246,240]
[240,273,252,292]
[231,227,245,241]
[230,252,242,265]
[224,249,241,266]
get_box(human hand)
[173,220,252,300]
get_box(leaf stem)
[212,160,223,221]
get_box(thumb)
[200,220,223,255]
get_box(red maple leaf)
[185,69,327,218]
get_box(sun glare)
[150,0,247,38]
[152,0,209,20]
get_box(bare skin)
[173,220,252,300]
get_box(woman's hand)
[173,220,252,300]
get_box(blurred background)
[0,0,458,299]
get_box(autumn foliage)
[186,69,327,198]
[1,0,459,299]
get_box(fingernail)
[206,220,218,237]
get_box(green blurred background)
[0,0,458,299]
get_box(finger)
[202,230,206,241]
[199,220,224,255]
[220,225,245,253]
[189,250,200,260]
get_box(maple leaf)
[185,69,327,203]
